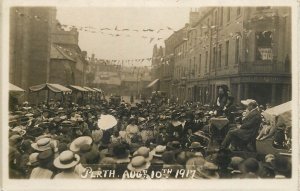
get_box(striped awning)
[29,83,72,93]
[69,85,88,92]
[93,88,102,93]
[83,86,96,92]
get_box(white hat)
[70,136,93,152]
[53,150,80,169]
[151,145,166,157]
[133,146,153,161]
[127,156,150,172]
[241,99,257,106]
[31,138,52,152]
[25,113,34,117]
[27,153,39,166]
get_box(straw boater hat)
[70,136,93,152]
[198,161,220,179]
[127,156,151,172]
[38,149,54,166]
[31,138,53,152]
[53,150,80,169]
[228,156,244,171]
[189,142,203,149]
[151,145,166,158]
[133,146,153,161]
[27,153,39,166]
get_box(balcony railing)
[238,62,291,74]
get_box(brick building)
[50,24,88,86]
[9,7,56,102]
[159,7,291,106]
[151,45,165,91]
[87,55,151,96]
[9,7,88,102]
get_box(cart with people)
[256,101,292,156]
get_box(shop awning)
[146,79,159,88]
[69,85,88,92]
[83,86,96,92]
[93,88,102,93]
[10,83,25,92]
[29,83,72,93]
[262,101,292,127]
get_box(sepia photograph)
[1,0,299,190]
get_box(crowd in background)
[8,86,292,179]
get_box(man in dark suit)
[220,100,261,149]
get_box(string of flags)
[14,8,278,46]
[15,8,280,66]
[54,44,154,66]
[14,9,176,43]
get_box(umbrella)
[97,114,117,130]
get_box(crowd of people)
[8,87,292,179]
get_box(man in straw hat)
[31,137,56,152]
[69,136,93,153]
[127,156,151,173]
[53,150,81,179]
[30,150,55,179]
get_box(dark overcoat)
[234,108,262,141]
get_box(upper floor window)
[199,54,201,74]
[205,51,208,72]
[227,8,231,22]
[220,7,223,26]
[218,44,222,67]
[235,38,240,64]
[255,31,273,61]
[214,11,218,26]
[225,40,229,66]
[237,7,241,16]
